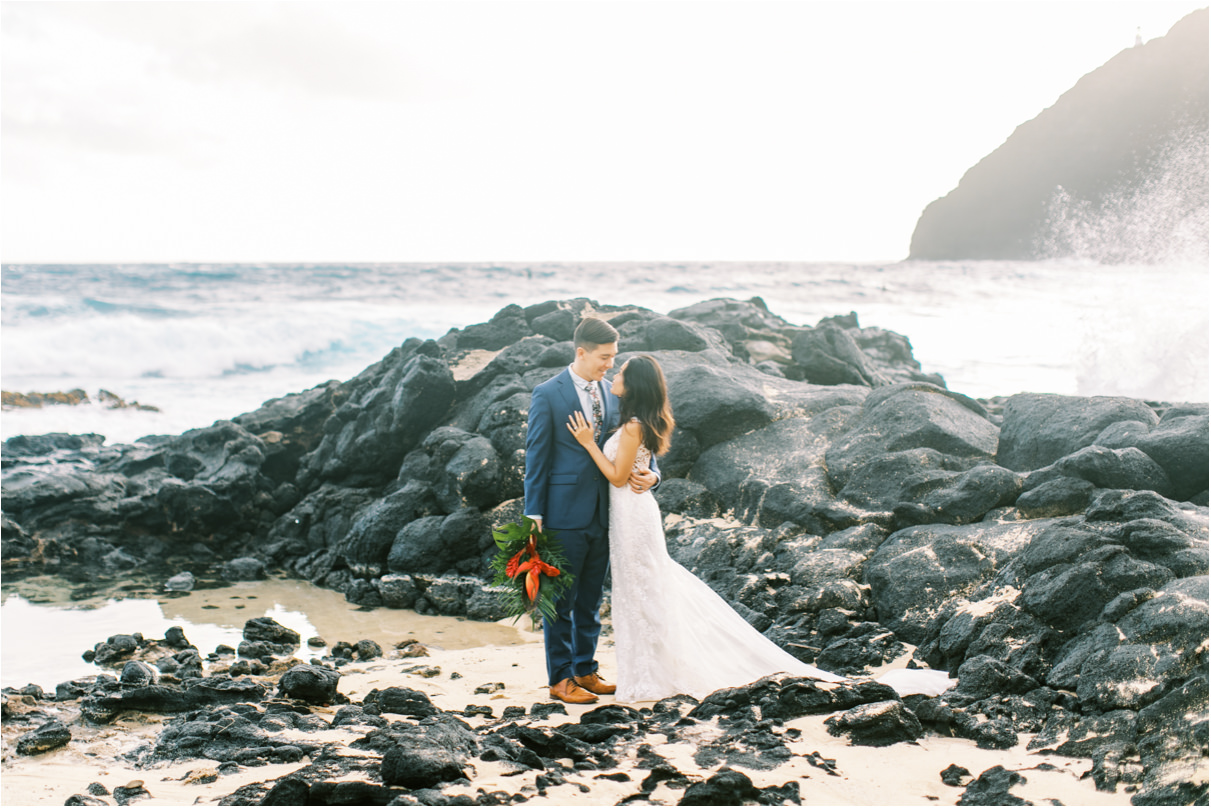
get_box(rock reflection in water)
[1,577,526,690]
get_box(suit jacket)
[524,368,658,531]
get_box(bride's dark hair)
[617,355,675,455]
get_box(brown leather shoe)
[549,678,598,704]
[573,672,617,695]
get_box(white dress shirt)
[566,364,604,426]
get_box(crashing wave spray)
[1037,126,1209,265]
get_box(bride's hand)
[566,411,594,447]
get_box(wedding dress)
[604,426,953,703]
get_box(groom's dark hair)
[573,317,619,350]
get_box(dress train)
[603,429,953,703]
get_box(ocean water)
[2,261,1207,445]
[0,576,528,689]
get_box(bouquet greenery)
[490,517,574,630]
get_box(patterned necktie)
[585,382,603,443]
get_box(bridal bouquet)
[490,517,573,629]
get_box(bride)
[567,354,952,703]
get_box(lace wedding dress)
[604,426,953,703]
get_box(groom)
[524,316,659,704]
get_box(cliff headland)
[909,9,1208,262]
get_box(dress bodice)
[604,420,651,473]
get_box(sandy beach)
[1,614,1139,807]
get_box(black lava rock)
[956,766,1031,806]
[16,721,72,755]
[678,767,762,806]
[824,700,924,747]
[243,617,301,646]
[220,556,267,581]
[277,665,341,704]
[364,686,439,718]
[119,660,159,687]
[381,746,467,789]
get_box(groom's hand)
[628,468,657,494]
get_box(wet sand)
[2,577,530,689]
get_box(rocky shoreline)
[0,615,1140,806]
[1,389,160,412]
[2,297,1208,804]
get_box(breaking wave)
[1038,126,1209,265]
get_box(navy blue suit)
[524,368,657,685]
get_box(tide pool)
[1,576,526,691]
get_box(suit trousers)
[543,505,610,685]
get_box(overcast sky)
[2,1,1205,263]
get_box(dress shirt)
[567,365,604,425]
